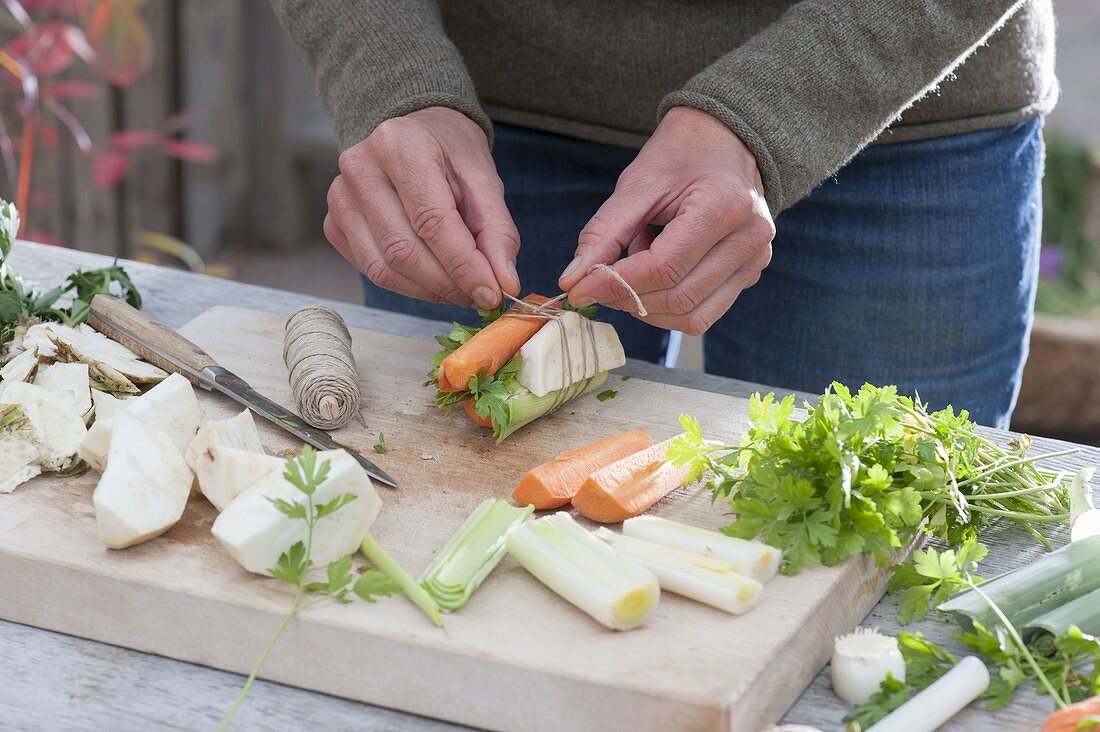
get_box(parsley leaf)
[372,433,387,454]
[596,389,617,402]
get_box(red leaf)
[110,128,160,149]
[7,22,77,76]
[160,138,218,163]
[92,148,129,189]
[86,1,151,87]
[42,80,100,100]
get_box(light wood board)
[0,305,888,732]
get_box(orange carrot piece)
[513,427,653,510]
[437,294,556,392]
[571,437,690,523]
[1041,696,1100,732]
[462,397,493,427]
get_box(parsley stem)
[965,579,1069,710]
[956,448,1078,488]
[217,588,304,730]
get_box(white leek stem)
[867,656,989,732]
[1070,467,1100,542]
[622,515,781,582]
[595,528,761,615]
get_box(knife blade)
[87,295,397,488]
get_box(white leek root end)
[832,627,905,706]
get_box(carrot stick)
[461,397,493,427]
[437,294,556,392]
[513,427,652,510]
[571,437,691,523]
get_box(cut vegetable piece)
[436,294,555,392]
[360,533,444,628]
[420,499,534,612]
[516,310,626,397]
[938,534,1100,632]
[199,445,285,511]
[622,515,781,582]
[52,339,139,395]
[212,449,382,575]
[90,389,130,422]
[461,397,493,427]
[572,437,690,523]
[513,427,653,510]
[34,362,92,420]
[594,527,761,615]
[93,411,193,548]
[0,381,87,470]
[80,373,202,472]
[0,404,44,493]
[1040,696,1100,732]
[830,628,905,705]
[492,372,608,443]
[0,346,39,383]
[185,410,266,508]
[1069,467,1100,542]
[506,512,660,631]
[865,655,989,732]
[36,321,169,385]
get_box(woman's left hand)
[560,106,775,335]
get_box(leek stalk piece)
[360,533,444,628]
[1069,467,1100,542]
[594,527,762,615]
[622,515,781,582]
[938,533,1100,631]
[506,512,659,631]
[421,499,534,612]
[493,372,608,442]
[1023,586,1100,639]
[866,656,989,732]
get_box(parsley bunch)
[669,383,1074,573]
[218,446,398,730]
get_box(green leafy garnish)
[669,383,1074,574]
[562,297,598,319]
[596,389,617,402]
[373,433,387,454]
[476,306,502,323]
[888,538,986,625]
[219,446,398,730]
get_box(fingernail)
[570,294,595,308]
[561,256,583,282]
[473,286,499,309]
[506,261,520,292]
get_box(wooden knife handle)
[87,294,218,385]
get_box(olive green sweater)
[271,1,1057,213]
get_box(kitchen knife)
[87,295,397,488]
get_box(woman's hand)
[325,106,521,309]
[560,106,775,335]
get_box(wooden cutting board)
[0,306,888,732]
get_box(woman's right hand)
[324,106,521,309]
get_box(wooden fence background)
[21,0,336,260]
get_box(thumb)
[560,184,655,292]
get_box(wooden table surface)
[5,241,1096,732]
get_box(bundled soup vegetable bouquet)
[429,294,626,441]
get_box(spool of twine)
[283,305,361,430]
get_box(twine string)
[283,305,362,430]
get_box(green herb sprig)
[373,433,387,454]
[218,446,398,730]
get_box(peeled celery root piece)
[0,381,87,470]
[80,373,202,472]
[0,346,39,383]
[200,445,285,511]
[516,311,626,398]
[93,412,194,548]
[0,404,44,493]
[186,410,271,510]
[34,362,92,421]
[212,449,382,575]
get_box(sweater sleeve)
[269,0,492,150]
[658,1,1030,213]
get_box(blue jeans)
[363,119,1044,428]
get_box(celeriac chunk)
[34,362,92,420]
[93,411,194,548]
[80,373,202,472]
[184,410,276,510]
[0,381,87,470]
[0,404,44,493]
[516,311,626,398]
[0,346,39,383]
[211,449,382,575]
[200,445,285,511]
